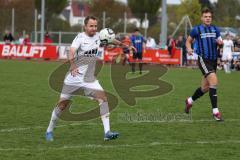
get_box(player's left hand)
[216,39,223,45]
[187,48,193,55]
[216,37,223,45]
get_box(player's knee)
[102,96,107,102]
[207,74,218,85]
[209,80,218,86]
[209,84,217,89]
[96,93,107,103]
[201,86,209,93]
[57,99,71,111]
[97,96,107,104]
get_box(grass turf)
[0,59,239,160]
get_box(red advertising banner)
[104,47,122,62]
[104,47,182,65]
[0,44,182,65]
[0,44,58,60]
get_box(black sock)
[209,87,217,109]
[192,87,205,101]
[132,63,135,73]
[139,63,143,73]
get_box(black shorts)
[197,56,217,77]
[133,52,142,60]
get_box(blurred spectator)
[23,34,31,45]
[222,34,234,73]
[3,30,14,44]
[176,35,187,66]
[232,53,240,71]
[233,37,240,52]
[166,35,175,55]
[121,34,131,65]
[146,36,156,48]
[13,33,23,44]
[122,34,131,46]
[44,32,53,44]
[18,34,24,44]
[231,36,240,71]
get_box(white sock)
[227,62,231,72]
[101,113,110,134]
[46,108,60,133]
[188,97,193,104]
[212,108,219,114]
[223,64,227,72]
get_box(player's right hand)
[70,64,80,77]
[187,49,193,55]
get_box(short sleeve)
[71,34,82,49]
[189,27,198,39]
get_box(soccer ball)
[99,28,115,43]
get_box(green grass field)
[0,59,240,160]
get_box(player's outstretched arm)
[112,39,137,53]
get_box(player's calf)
[209,85,223,121]
[185,87,206,114]
[45,100,71,141]
[96,95,120,140]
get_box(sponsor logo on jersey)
[200,33,216,38]
[83,48,98,57]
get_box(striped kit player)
[185,8,224,121]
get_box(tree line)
[0,0,239,41]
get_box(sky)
[116,0,218,5]
[115,0,181,4]
[167,0,218,4]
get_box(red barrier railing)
[104,47,182,65]
[0,44,57,60]
[0,44,181,65]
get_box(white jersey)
[69,32,101,82]
[223,39,233,54]
[60,32,104,100]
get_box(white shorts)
[222,52,232,61]
[60,73,103,100]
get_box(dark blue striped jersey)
[130,35,145,53]
[190,24,221,60]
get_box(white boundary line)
[0,119,239,133]
[0,140,240,151]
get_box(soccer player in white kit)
[45,16,119,141]
[222,34,234,73]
